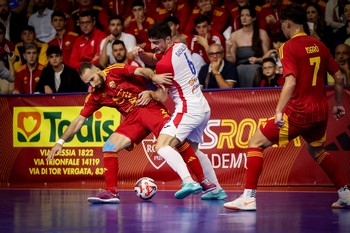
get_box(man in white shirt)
[99,14,136,68]
[28,0,56,43]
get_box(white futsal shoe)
[223,195,257,211]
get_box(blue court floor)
[0,189,349,233]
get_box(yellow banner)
[13,106,121,147]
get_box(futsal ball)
[134,177,157,200]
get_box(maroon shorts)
[115,103,170,145]
[260,113,327,147]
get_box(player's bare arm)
[134,67,173,88]
[47,115,87,161]
[332,70,346,119]
[275,75,296,128]
[133,46,158,66]
[150,88,168,102]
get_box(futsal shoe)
[87,190,120,204]
[223,195,256,211]
[174,182,202,199]
[200,178,216,193]
[332,187,350,209]
[201,188,227,200]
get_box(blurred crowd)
[0,0,350,94]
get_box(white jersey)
[155,43,210,114]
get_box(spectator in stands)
[253,57,283,87]
[124,0,155,52]
[28,0,56,43]
[13,25,48,72]
[325,0,346,32]
[262,31,286,74]
[0,52,15,91]
[189,14,226,64]
[327,43,350,85]
[229,0,252,33]
[0,0,27,44]
[164,15,190,43]
[69,10,106,71]
[123,0,162,28]
[0,21,14,93]
[154,0,191,33]
[101,0,131,19]
[35,45,88,93]
[99,14,136,69]
[48,10,78,65]
[184,0,230,35]
[198,43,238,89]
[111,40,141,68]
[68,0,109,35]
[172,34,205,74]
[226,5,270,87]
[306,2,334,53]
[53,0,74,17]
[334,2,350,47]
[258,0,288,40]
[13,43,45,94]
[301,0,326,16]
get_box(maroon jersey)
[280,32,339,124]
[80,63,150,118]
[48,31,78,65]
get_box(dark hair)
[163,15,180,25]
[79,62,94,76]
[79,10,95,20]
[22,25,35,33]
[194,14,211,26]
[272,32,287,43]
[148,21,171,40]
[281,4,307,25]
[262,57,276,66]
[46,45,62,56]
[108,14,124,25]
[51,10,66,20]
[239,5,263,58]
[132,0,145,8]
[112,39,126,48]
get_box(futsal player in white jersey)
[134,22,227,200]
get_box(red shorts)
[115,102,170,145]
[260,113,327,147]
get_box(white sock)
[243,189,256,198]
[196,150,222,190]
[157,146,193,182]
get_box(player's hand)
[47,144,62,161]
[274,112,285,129]
[133,46,145,56]
[333,105,345,119]
[152,73,173,89]
[137,91,152,106]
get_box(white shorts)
[160,111,210,144]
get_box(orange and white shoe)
[223,195,256,211]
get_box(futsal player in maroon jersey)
[224,4,349,211]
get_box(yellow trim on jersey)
[278,113,289,147]
[309,132,327,147]
[291,32,307,39]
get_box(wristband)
[56,139,65,145]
